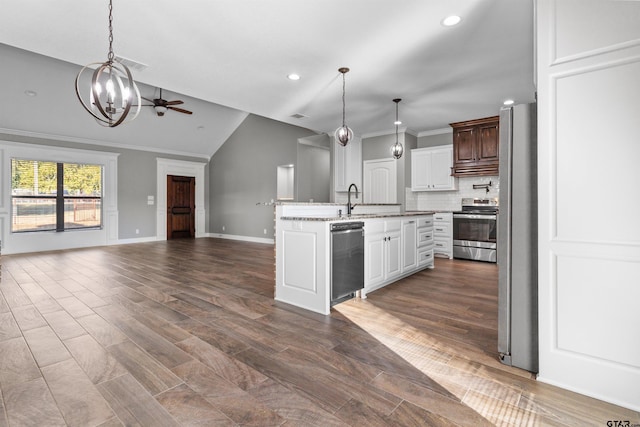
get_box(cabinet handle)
[408,221,415,224]
[435,227,444,231]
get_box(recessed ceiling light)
[287,73,301,81]
[394,120,402,125]
[24,90,38,97]
[442,15,461,27]
[503,99,515,106]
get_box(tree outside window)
[11,159,103,232]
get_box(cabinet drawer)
[434,239,450,254]
[417,229,433,247]
[418,248,434,266]
[417,217,433,228]
[433,223,450,236]
[433,213,450,222]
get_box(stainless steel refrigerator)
[497,103,538,373]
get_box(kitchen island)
[275,203,435,315]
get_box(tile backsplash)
[408,175,499,211]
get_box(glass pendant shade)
[335,125,353,147]
[391,141,404,159]
[76,61,141,127]
[334,67,353,146]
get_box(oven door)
[452,213,497,261]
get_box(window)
[11,159,103,233]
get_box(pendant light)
[75,0,141,127]
[334,67,353,146]
[391,98,404,159]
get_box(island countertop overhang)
[280,211,436,221]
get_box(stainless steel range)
[452,198,498,262]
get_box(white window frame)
[0,141,119,254]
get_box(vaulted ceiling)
[0,0,535,158]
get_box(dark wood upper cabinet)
[450,116,500,177]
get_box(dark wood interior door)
[167,175,195,239]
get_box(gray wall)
[0,132,206,240]
[417,131,452,148]
[404,132,417,190]
[296,144,330,203]
[209,114,317,239]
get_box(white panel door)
[537,0,640,411]
[363,159,397,203]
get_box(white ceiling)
[0,0,535,158]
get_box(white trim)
[0,140,119,255]
[207,233,274,245]
[0,127,210,160]
[117,236,159,245]
[156,158,207,240]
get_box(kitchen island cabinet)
[364,219,402,293]
[275,203,434,315]
[401,219,418,272]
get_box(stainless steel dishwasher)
[330,221,365,305]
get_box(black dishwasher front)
[330,221,365,305]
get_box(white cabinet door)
[411,146,456,191]
[363,159,397,203]
[430,147,456,190]
[401,219,417,272]
[411,149,431,190]
[385,231,402,281]
[365,232,385,290]
[334,136,362,192]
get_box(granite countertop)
[276,202,401,206]
[280,211,436,221]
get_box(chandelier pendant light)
[391,98,404,159]
[334,67,353,146]
[75,0,141,127]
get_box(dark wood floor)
[0,238,637,426]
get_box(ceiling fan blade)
[165,100,184,106]
[168,106,193,115]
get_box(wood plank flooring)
[0,238,638,426]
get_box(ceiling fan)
[142,88,193,117]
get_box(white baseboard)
[116,236,160,245]
[206,233,274,245]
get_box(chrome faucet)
[347,183,359,215]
